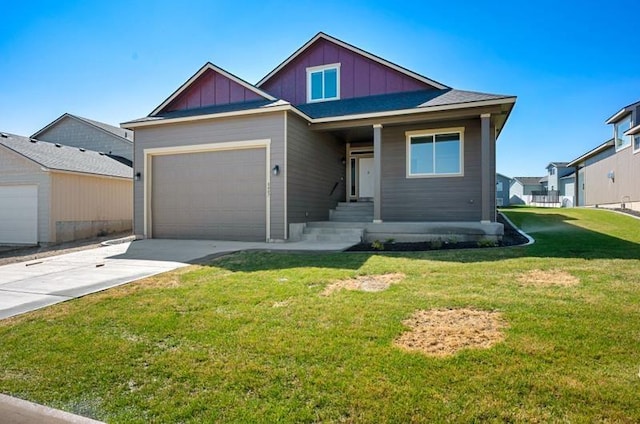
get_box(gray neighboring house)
[509,177,544,205]
[535,162,575,207]
[122,32,516,243]
[0,132,132,245]
[32,113,133,163]
[568,99,640,210]
[496,173,511,207]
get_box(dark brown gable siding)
[262,38,435,105]
[381,118,495,221]
[164,68,264,112]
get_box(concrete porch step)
[301,222,364,243]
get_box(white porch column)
[373,124,383,223]
[480,113,492,223]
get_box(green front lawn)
[1,208,639,422]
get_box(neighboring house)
[0,132,132,244]
[568,100,640,210]
[509,177,544,205]
[531,162,575,207]
[122,32,516,242]
[32,113,133,163]
[496,173,511,207]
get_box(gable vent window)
[307,63,340,103]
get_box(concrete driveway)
[0,238,353,320]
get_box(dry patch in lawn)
[321,273,405,296]
[394,308,507,356]
[517,269,580,287]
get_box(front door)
[358,157,374,198]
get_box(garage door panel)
[151,148,267,241]
[0,185,38,244]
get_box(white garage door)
[0,185,38,244]
[150,148,267,241]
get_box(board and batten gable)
[381,118,495,221]
[35,116,133,161]
[0,145,52,243]
[260,37,438,105]
[286,112,345,224]
[132,112,286,240]
[162,68,267,113]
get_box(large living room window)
[406,128,464,177]
[615,114,632,151]
[307,64,340,102]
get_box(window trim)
[614,114,632,152]
[405,127,465,178]
[306,63,341,103]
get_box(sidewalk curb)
[0,394,105,423]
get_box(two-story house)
[122,32,516,242]
[568,100,640,210]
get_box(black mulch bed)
[614,208,640,218]
[345,213,530,252]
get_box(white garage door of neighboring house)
[149,145,268,242]
[0,185,38,244]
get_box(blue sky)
[2,0,639,178]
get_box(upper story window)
[307,63,340,103]
[614,114,632,151]
[406,128,464,178]
[549,168,555,176]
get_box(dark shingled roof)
[0,132,132,178]
[513,177,545,186]
[296,89,513,119]
[125,99,281,124]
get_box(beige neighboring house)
[0,132,132,245]
[568,100,640,211]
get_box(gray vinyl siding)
[132,112,285,240]
[286,113,346,224]
[0,147,52,243]
[37,116,133,161]
[381,118,493,221]
[580,145,640,206]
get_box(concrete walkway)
[0,237,354,422]
[0,238,353,320]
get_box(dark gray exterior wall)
[380,118,494,221]
[37,116,133,161]
[132,112,286,240]
[286,113,346,224]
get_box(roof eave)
[605,108,629,124]
[310,96,516,124]
[567,139,615,167]
[625,123,640,136]
[122,104,312,129]
[256,32,450,90]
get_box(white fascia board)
[124,97,516,129]
[605,108,629,124]
[624,123,640,136]
[49,169,132,181]
[122,104,312,129]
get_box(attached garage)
[145,141,270,241]
[0,185,38,244]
